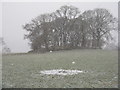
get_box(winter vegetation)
[2,5,118,88]
[23,5,118,53]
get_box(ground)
[2,49,118,88]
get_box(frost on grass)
[40,69,84,75]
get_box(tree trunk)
[97,38,101,49]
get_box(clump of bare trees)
[23,5,117,52]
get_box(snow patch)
[50,51,52,52]
[72,61,75,64]
[40,69,84,75]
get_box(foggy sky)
[2,2,118,53]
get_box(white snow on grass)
[72,61,75,64]
[40,69,84,75]
[49,51,52,52]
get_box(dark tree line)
[23,5,117,52]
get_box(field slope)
[2,49,118,88]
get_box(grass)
[2,49,118,88]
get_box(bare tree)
[23,5,117,53]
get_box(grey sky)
[2,2,118,53]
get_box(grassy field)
[2,49,118,88]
